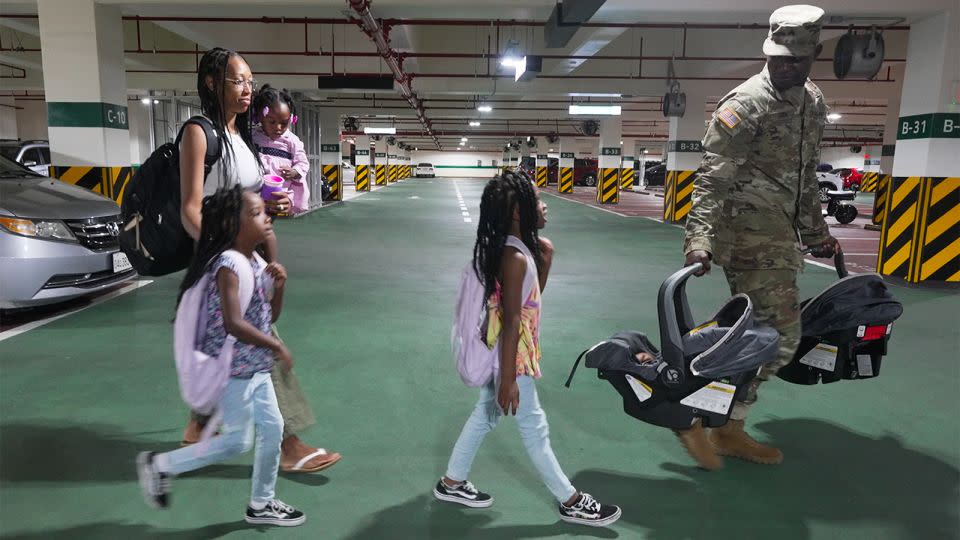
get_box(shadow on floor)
[1,521,255,540]
[570,418,959,540]
[341,494,619,540]
[0,423,330,488]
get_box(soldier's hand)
[685,250,712,276]
[807,236,841,258]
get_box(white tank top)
[202,131,262,196]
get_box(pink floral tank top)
[485,236,542,378]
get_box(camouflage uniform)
[683,66,831,421]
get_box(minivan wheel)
[584,175,597,187]
[818,184,830,203]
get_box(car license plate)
[112,251,133,273]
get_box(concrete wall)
[14,100,48,141]
[819,145,881,170]
[127,99,153,166]
[410,150,502,178]
[0,100,17,139]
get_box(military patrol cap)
[763,5,825,57]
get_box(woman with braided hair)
[179,48,339,476]
[433,172,622,528]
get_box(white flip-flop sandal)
[282,448,342,473]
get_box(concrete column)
[386,142,397,183]
[880,103,899,175]
[635,142,649,189]
[664,89,708,222]
[558,138,574,193]
[40,0,132,203]
[878,9,960,283]
[597,117,621,204]
[354,135,371,191]
[319,110,341,202]
[534,140,548,187]
[620,138,636,191]
[374,137,388,186]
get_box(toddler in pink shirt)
[253,85,310,213]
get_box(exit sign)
[897,113,960,140]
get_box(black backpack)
[119,116,220,276]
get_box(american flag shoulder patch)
[717,107,741,129]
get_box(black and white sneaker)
[433,479,494,508]
[136,451,170,509]
[245,499,306,527]
[558,492,621,527]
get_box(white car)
[816,171,844,202]
[415,163,436,178]
[341,161,356,185]
[0,140,50,176]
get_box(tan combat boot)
[709,419,783,464]
[673,418,723,471]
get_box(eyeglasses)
[226,78,258,90]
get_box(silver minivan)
[0,155,135,308]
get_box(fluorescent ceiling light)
[827,113,842,121]
[477,104,492,112]
[141,97,151,105]
[620,140,623,144]
[569,93,623,98]
[363,127,396,134]
[460,137,468,142]
[469,121,481,127]
[569,104,622,116]
[153,99,159,104]
[500,39,523,67]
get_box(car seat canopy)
[800,274,903,336]
[685,294,781,378]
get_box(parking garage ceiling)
[2,0,951,151]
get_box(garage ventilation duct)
[544,0,607,48]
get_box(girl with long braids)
[179,48,338,475]
[138,187,306,527]
[433,172,622,528]
[253,85,311,213]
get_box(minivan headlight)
[0,216,77,242]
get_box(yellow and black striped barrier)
[355,164,370,191]
[597,167,619,204]
[860,172,881,192]
[871,175,891,226]
[877,176,960,283]
[49,165,133,204]
[559,167,573,193]
[388,165,397,183]
[375,164,387,186]
[663,170,696,222]
[322,163,341,201]
[620,168,634,190]
[535,166,547,187]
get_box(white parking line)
[0,279,154,342]
[454,181,472,224]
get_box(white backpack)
[173,250,261,440]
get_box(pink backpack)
[173,250,259,440]
[451,237,536,387]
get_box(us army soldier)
[675,5,841,470]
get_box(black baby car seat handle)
[563,349,589,388]
[658,263,702,369]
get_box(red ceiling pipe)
[0,13,911,31]
[347,0,439,149]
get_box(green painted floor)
[2,178,958,540]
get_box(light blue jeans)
[157,371,284,505]
[445,375,577,503]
